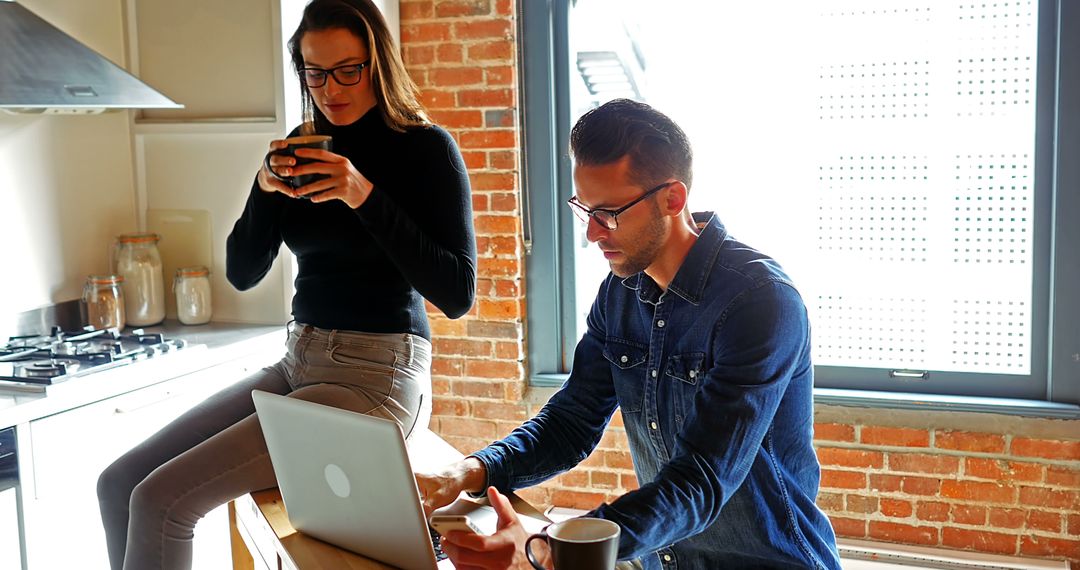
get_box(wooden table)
[228,428,549,570]
[231,488,385,570]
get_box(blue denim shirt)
[472,213,840,569]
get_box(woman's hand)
[257,139,296,196]
[289,147,375,209]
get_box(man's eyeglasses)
[299,61,371,88]
[567,181,675,230]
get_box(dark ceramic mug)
[264,134,333,196]
[525,517,620,570]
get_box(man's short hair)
[569,98,693,191]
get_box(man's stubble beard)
[608,206,668,278]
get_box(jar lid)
[118,232,160,243]
[176,265,210,277]
[87,274,124,284]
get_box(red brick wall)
[400,0,529,451]
[813,417,1080,565]
[402,2,1080,567]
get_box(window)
[521,0,1080,409]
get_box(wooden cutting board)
[146,209,213,320]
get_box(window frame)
[519,0,1080,415]
[520,0,577,387]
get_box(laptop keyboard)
[429,526,449,562]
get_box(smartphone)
[429,514,484,536]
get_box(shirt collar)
[619,212,726,306]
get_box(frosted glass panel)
[568,0,1039,375]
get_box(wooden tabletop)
[231,428,550,570]
[242,487,394,569]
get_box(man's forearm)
[461,456,488,494]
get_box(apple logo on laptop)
[324,463,351,498]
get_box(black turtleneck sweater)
[225,109,477,340]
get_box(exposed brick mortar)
[814,442,1080,469]
[832,506,1075,542]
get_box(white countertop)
[0,321,283,429]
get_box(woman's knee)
[97,456,140,508]
[127,466,202,531]
[127,468,166,516]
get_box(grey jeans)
[97,323,432,570]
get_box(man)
[417,99,841,569]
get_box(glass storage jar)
[173,266,212,325]
[82,275,125,330]
[114,233,165,326]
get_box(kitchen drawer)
[0,486,21,570]
[21,349,279,570]
[29,350,276,500]
[234,492,280,570]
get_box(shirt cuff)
[466,446,508,497]
[353,184,383,217]
[250,178,288,208]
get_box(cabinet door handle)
[114,390,179,414]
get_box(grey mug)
[525,517,620,570]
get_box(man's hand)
[415,457,488,517]
[440,487,550,570]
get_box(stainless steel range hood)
[0,0,182,114]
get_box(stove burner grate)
[0,347,42,362]
[0,327,188,388]
[22,359,80,378]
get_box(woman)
[96,1,476,568]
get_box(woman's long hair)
[289,0,428,133]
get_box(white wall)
[0,0,139,324]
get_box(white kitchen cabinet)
[0,486,20,570]
[128,0,397,123]
[21,349,280,570]
[131,0,278,122]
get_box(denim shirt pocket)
[665,352,705,425]
[602,338,648,413]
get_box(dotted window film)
[818,60,932,121]
[955,1,1037,117]
[566,0,1040,377]
[817,155,931,263]
[806,1,1037,375]
[950,299,1029,371]
[951,154,1031,266]
[816,296,930,368]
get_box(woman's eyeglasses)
[300,61,370,88]
[567,181,675,230]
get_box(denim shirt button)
[689,370,697,378]
[651,369,657,378]
[650,421,658,430]
[657,319,665,328]
[663,554,672,562]
[620,355,628,363]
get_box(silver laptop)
[252,390,454,569]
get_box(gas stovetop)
[0,326,187,388]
